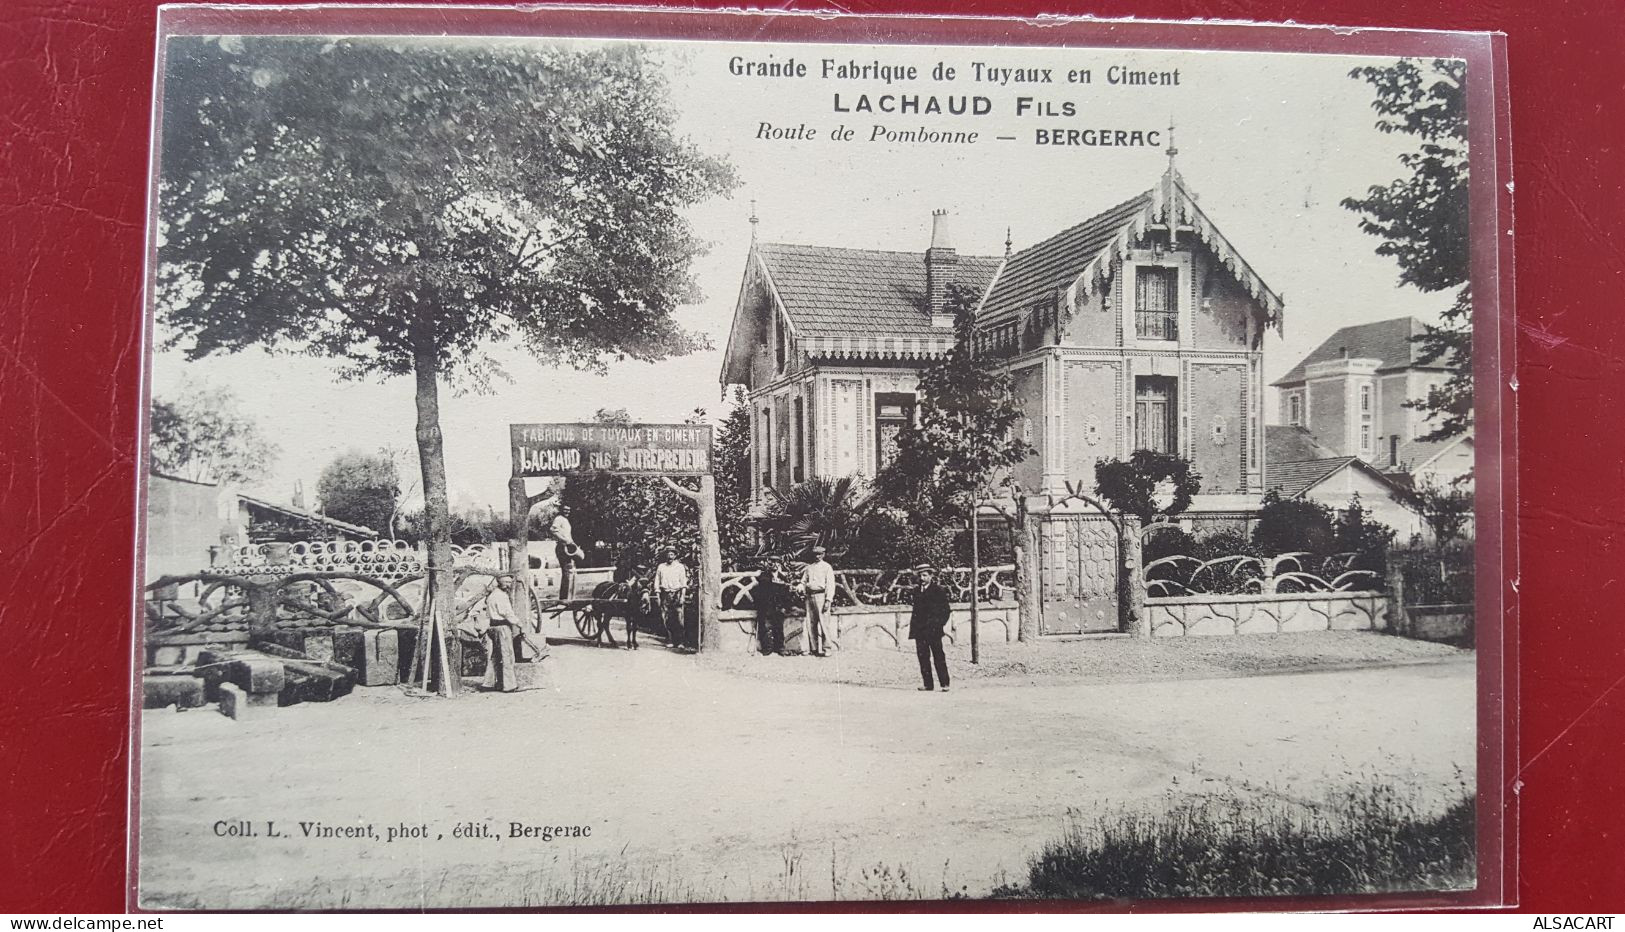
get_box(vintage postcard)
[133,8,1510,910]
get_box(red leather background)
[0,0,1617,912]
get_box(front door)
[1039,516,1121,635]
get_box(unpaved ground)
[135,634,1476,909]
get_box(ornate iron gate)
[1039,515,1121,635]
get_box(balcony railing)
[1135,309,1178,341]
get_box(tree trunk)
[507,477,554,632]
[412,336,459,695]
[661,475,722,652]
[507,477,531,627]
[969,501,981,664]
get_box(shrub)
[1334,494,1398,574]
[1094,451,1202,526]
[1252,489,1336,556]
[994,781,1475,900]
[1393,543,1475,605]
[1142,527,1197,565]
[842,509,956,570]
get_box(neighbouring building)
[1264,426,1426,540]
[144,474,379,584]
[721,160,1287,634]
[1271,316,1472,485]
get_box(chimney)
[925,209,959,319]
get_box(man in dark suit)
[908,564,952,692]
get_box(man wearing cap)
[654,546,691,649]
[482,572,546,691]
[908,564,952,692]
[801,545,837,657]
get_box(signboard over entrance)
[510,422,713,477]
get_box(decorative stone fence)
[1146,590,1390,637]
[715,564,1019,654]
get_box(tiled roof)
[756,243,1001,341]
[1273,317,1450,386]
[1393,432,1472,473]
[1266,425,1336,464]
[238,494,380,539]
[980,191,1154,322]
[1265,456,1363,499]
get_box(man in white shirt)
[550,505,581,600]
[801,545,837,657]
[653,547,691,649]
[480,573,545,691]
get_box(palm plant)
[762,476,873,559]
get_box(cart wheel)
[574,607,598,640]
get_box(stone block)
[230,658,286,695]
[197,648,242,700]
[218,682,257,720]
[143,674,206,710]
[301,632,336,662]
[394,625,420,681]
[333,628,400,687]
[151,645,186,667]
[514,661,550,690]
[279,662,355,705]
[254,628,335,661]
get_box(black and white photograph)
[134,14,1500,910]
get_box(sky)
[149,35,1457,512]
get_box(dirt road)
[136,637,1476,908]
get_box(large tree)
[1343,58,1471,441]
[149,383,278,486]
[316,450,401,535]
[882,283,1033,519]
[156,37,734,691]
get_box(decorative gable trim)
[1062,173,1285,336]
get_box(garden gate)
[1038,514,1121,635]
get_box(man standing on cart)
[654,546,691,650]
[550,505,582,601]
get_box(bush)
[1252,489,1336,556]
[993,781,1475,900]
[1393,543,1475,605]
[1335,494,1398,574]
[1141,527,1197,565]
[842,510,956,570]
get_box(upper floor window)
[1359,383,1374,454]
[1288,393,1303,427]
[1135,266,1178,340]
